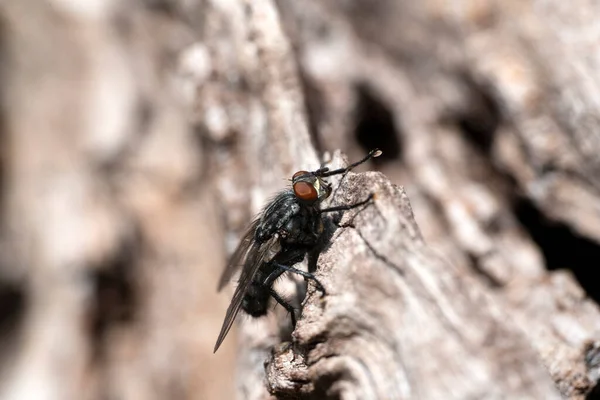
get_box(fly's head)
[290,148,382,205]
[291,170,332,205]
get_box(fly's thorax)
[276,205,321,247]
[255,191,300,243]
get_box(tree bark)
[0,0,599,399]
[265,160,560,399]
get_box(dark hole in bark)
[514,197,600,304]
[309,371,343,400]
[0,279,25,374]
[89,238,139,360]
[0,281,25,335]
[587,384,600,400]
[455,74,501,154]
[354,83,402,164]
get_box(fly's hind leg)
[268,287,297,328]
[272,262,326,296]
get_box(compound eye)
[293,181,318,201]
[292,170,309,180]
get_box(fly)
[213,149,382,352]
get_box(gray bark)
[0,0,598,399]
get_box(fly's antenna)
[320,149,382,204]
[316,149,382,178]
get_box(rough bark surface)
[264,160,559,399]
[0,0,599,400]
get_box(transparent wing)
[213,234,280,353]
[217,219,260,291]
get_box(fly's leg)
[263,266,285,287]
[319,193,374,214]
[268,287,297,328]
[272,262,326,296]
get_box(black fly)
[213,149,382,352]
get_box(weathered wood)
[261,155,560,399]
[271,0,600,398]
[198,0,600,398]
[1,0,599,399]
[0,1,235,399]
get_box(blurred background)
[0,0,599,399]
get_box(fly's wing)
[217,219,260,291]
[218,189,292,290]
[213,234,280,353]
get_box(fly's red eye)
[292,170,309,180]
[293,181,318,201]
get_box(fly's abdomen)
[241,281,270,317]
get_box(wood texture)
[0,0,599,399]
[265,160,559,399]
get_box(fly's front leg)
[273,262,326,296]
[319,193,374,214]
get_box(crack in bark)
[352,226,404,276]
